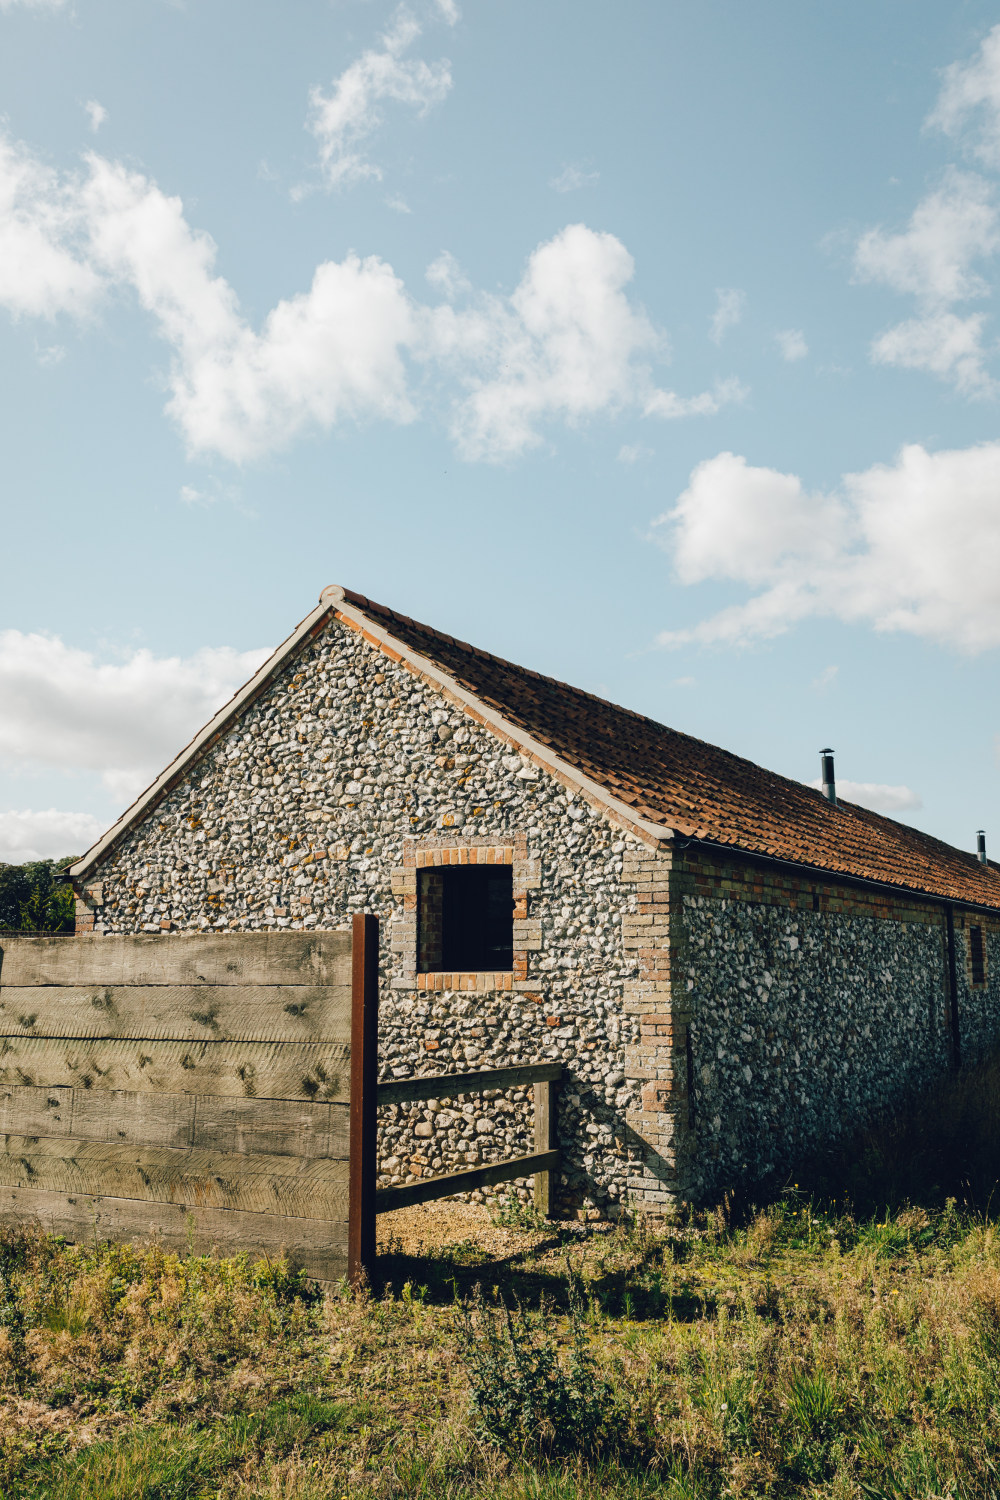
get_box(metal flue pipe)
[819,748,836,807]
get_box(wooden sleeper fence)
[0,913,561,1288]
[0,926,356,1284]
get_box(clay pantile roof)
[341,587,1000,912]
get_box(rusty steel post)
[348,912,379,1287]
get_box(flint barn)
[68,585,1000,1214]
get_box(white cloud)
[653,441,1000,651]
[0,0,65,9]
[0,809,102,865]
[807,779,922,814]
[428,224,742,459]
[0,134,104,320]
[307,7,452,189]
[84,100,107,134]
[179,477,243,508]
[0,132,738,463]
[869,309,992,394]
[811,664,838,691]
[660,450,843,593]
[929,23,1000,169]
[709,287,744,345]
[845,29,1000,396]
[550,164,599,193]
[428,223,656,458]
[854,170,999,305]
[0,630,270,806]
[643,377,746,420]
[425,249,471,300]
[618,442,652,464]
[854,170,1000,394]
[775,328,808,362]
[79,153,417,462]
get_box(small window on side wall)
[970,924,986,987]
[417,865,514,972]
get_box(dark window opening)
[970,924,986,987]
[417,865,514,972]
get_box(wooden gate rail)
[377,1061,561,1105]
[374,1148,559,1216]
[373,1060,561,1217]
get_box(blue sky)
[2,0,1000,863]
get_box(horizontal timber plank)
[0,1185,347,1283]
[0,986,350,1043]
[0,1084,349,1158]
[0,1037,349,1102]
[0,933,352,988]
[378,1062,562,1106]
[374,1149,560,1214]
[0,1135,349,1220]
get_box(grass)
[5,1054,1000,1496]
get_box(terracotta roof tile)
[342,588,1000,912]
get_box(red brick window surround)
[390,835,540,996]
[417,863,514,973]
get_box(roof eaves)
[69,595,337,880]
[685,832,1000,914]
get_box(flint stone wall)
[953,916,1000,1065]
[83,615,650,1214]
[680,893,954,1201]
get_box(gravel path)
[375,1201,545,1261]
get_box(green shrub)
[455,1279,625,1459]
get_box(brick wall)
[621,847,684,1209]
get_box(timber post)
[348,912,380,1288]
[533,1073,559,1217]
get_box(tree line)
[0,857,77,933]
